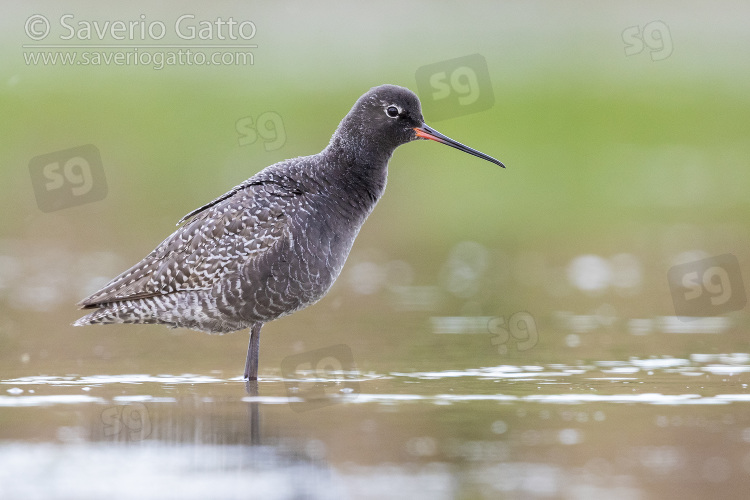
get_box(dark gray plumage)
[74,84,504,380]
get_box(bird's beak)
[414,124,505,168]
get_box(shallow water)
[2,230,749,499]
[3,351,750,499]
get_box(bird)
[73,84,504,380]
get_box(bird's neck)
[321,135,391,210]
[324,129,394,166]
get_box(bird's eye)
[385,106,400,118]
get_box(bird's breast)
[237,192,368,322]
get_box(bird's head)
[333,84,504,168]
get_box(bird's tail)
[72,300,162,327]
[72,310,106,327]
[72,294,248,334]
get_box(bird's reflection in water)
[70,379,341,499]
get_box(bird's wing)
[78,180,301,308]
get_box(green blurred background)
[1,2,749,378]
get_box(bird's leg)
[244,322,263,380]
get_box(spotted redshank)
[74,84,504,380]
